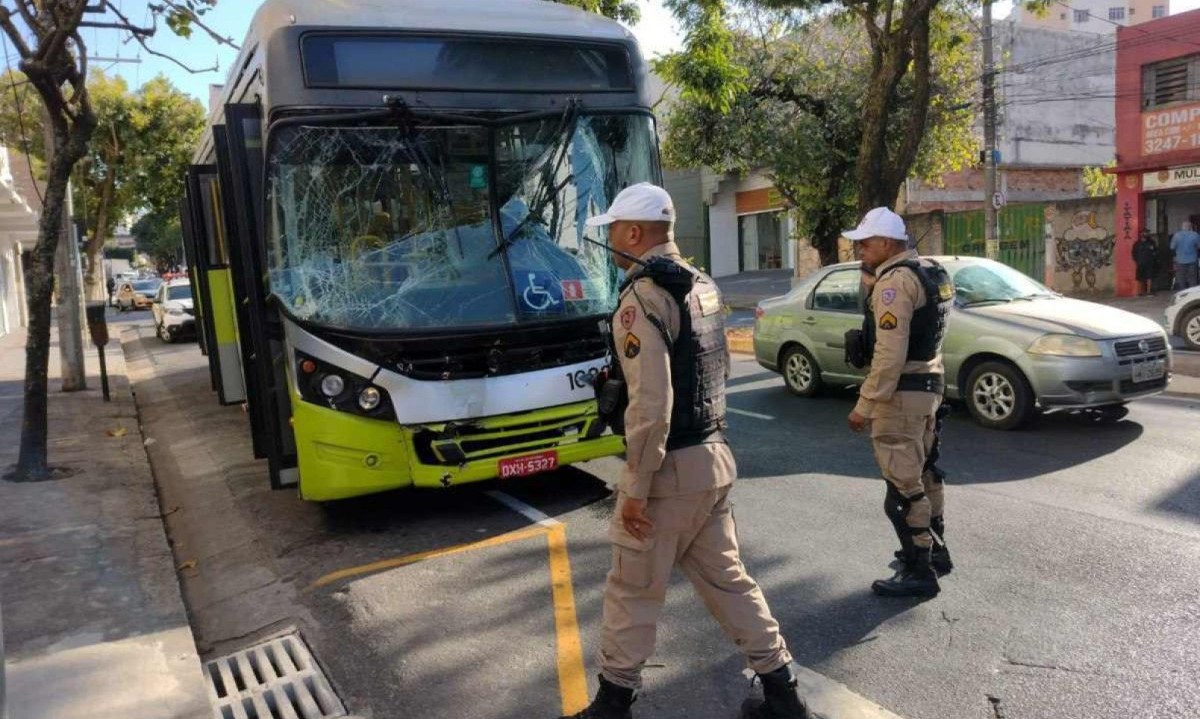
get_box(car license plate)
[498,450,559,479]
[1132,360,1165,384]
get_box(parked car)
[115,279,161,311]
[150,279,195,343]
[1165,285,1200,351]
[753,257,1173,430]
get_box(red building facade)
[1115,9,1200,295]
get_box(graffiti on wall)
[1054,210,1115,291]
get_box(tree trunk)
[13,111,95,480]
[83,172,115,301]
[15,148,74,479]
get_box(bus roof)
[194,0,646,163]
[246,0,634,44]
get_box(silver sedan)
[753,257,1173,429]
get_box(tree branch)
[128,31,219,73]
[0,6,34,58]
[12,0,45,41]
[150,0,240,49]
[78,19,153,35]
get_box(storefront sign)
[1142,164,1200,191]
[1142,103,1200,156]
[735,187,787,214]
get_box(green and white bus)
[181,0,660,500]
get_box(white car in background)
[151,279,196,343]
[1165,286,1200,351]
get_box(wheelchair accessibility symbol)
[519,272,563,313]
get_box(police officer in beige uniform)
[844,208,954,598]
[562,184,817,719]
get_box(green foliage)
[132,210,185,267]
[1083,162,1117,198]
[660,5,975,262]
[550,0,641,22]
[0,69,204,245]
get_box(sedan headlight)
[167,306,185,316]
[1027,334,1102,357]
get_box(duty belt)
[666,429,727,452]
[896,373,944,394]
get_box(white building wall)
[708,186,739,278]
[997,21,1116,167]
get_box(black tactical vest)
[862,258,953,363]
[617,257,728,451]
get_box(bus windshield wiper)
[488,101,580,260]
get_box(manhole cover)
[205,632,346,719]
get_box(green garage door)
[942,204,1046,280]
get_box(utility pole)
[982,0,1000,260]
[45,117,87,392]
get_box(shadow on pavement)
[726,382,1146,484]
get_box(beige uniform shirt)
[853,250,944,419]
[611,242,736,500]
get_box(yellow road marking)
[306,524,548,590]
[306,511,591,715]
[546,523,588,715]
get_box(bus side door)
[217,103,299,490]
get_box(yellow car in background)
[115,279,161,311]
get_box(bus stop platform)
[0,319,210,719]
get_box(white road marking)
[743,666,907,719]
[727,407,775,421]
[486,491,561,528]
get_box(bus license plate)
[499,451,559,479]
[1132,360,1165,384]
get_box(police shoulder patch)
[880,288,897,306]
[878,312,898,330]
[624,333,641,359]
[619,305,637,329]
[938,283,954,301]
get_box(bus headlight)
[358,386,381,411]
[320,374,346,397]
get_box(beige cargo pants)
[869,397,945,549]
[598,487,792,690]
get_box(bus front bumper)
[291,398,624,502]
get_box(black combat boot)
[741,663,815,719]
[894,518,953,575]
[560,675,635,719]
[930,515,953,575]
[873,546,940,597]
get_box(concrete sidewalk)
[0,319,209,719]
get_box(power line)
[1,32,44,205]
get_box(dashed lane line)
[727,406,775,420]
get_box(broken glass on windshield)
[265,114,657,332]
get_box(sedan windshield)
[132,281,160,293]
[945,260,1052,305]
[266,114,656,331]
[167,285,192,301]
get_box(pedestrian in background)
[844,208,954,598]
[1133,231,1158,296]
[1169,221,1200,289]
[565,183,818,719]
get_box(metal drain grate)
[204,632,346,719]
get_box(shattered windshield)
[266,114,656,331]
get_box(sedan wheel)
[781,345,823,397]
[1184,308,1200,351]
[965,361,1034,430]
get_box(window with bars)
[1143,56,1198,108]
[1153,5,1167,17]
[1109,7,1126,20]
[1074,9,1090,22]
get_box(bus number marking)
[567,368,600,391]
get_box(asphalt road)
[118,310,1200,719]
